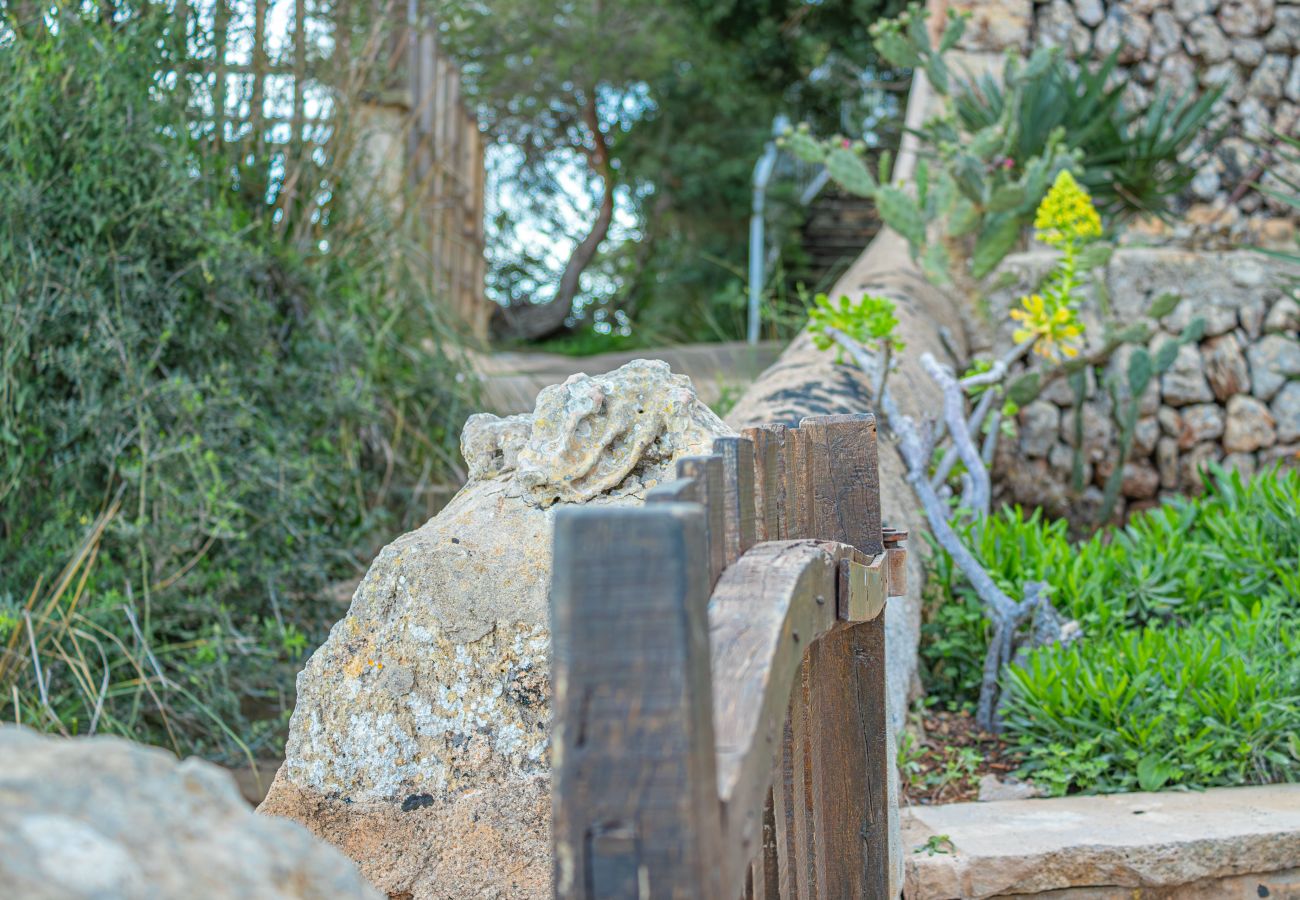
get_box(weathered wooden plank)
[799,414,882,555]
[714,436,757,566]
[884,527,909,597]
[677,455,726,587]
[839,551,887,623]
[789,660,818,899]
[709,541,839,891]
[784,427,815,541]
[551,504,721,900]
[742,426,783,542]
[760,787,780,900]
[773,718,799,900]
[799,413,888,899]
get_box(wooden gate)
[551,413,906,898]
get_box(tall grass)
[0,6,476,763]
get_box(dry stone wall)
[987,248,1300,523]
[949,0,1299,240]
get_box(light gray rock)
[1265,7,1300,52]
[977,774,1042,803]
[1250,53,1293,98]
[903,784,1300,900]
[1048,442,1092,489]
[1224,394,1278,452]
[1203,333,1251,400]
[1261,442,1300,471]
[1150,10,1183,61]
[1288,57,1300,102]
[1174,0,1215,23]
[1222,451,1259,478]
[1232,37,1267,64]
[1240,296,1268,338]
[1096,9,1152,62]
[1182,442,1225,489]
[0,726,380,900]
[1185,17,1232,60]
[1264,296,1300,333]
[1158,405,1183,437]
[1075,0,1104,27]
[1201,60,1246,102]
[1157,436,1181,488]
[1161,342,1216,406]
[1272,380,1300,443]
[1060,400,1114,461]
[1121,460,1161,499]
[1134,416,1161,456]
[1037,0,1092,53]
[259,359,735,899]
[1248,333,1300,400]
[1219,0,1276,35]
[1019,401,1060,458]
[1159,52,1199,94]
[1178,403,1227,449]
[1191,164,1222,200]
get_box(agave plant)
[953,47,1224,222]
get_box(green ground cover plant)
[921,466,1300,795]
[0,11,472,762]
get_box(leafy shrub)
[921,466,1300,792]
[0,12,472,760]
[953,48,1223,221]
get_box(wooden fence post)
[799,414,889,899]
[551,504,722,900]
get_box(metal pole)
[747,116,786,345]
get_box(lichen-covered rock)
[1272,381,1300,444]
[259,360,733,900]
[0,726,380,900]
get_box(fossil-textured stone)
[0,726,379,900]
[259,359,733,900]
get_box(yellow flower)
[1010,293,1083,360]
[1034,170,1102,249]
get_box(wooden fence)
[551,414,907,898]
[46,1,490,337]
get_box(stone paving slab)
[902,783,1300,899]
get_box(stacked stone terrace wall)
[988,248,1299,523]
[949,0,1299,242]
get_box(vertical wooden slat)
[789,661,818,898]
[714,436,757,566]
[760,787,781,900]
[742,426,783,543]
[772,722,800,900]
[798,413,889,900]
[551,505,722,900]
[677,455,727,587]
[784,427,815,540]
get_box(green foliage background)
[921,467,1300,794]
[0,11,472,761]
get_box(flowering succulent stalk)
[1010,170,1103,360]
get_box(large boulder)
[0,725,379,899]
[259,359,733,899]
